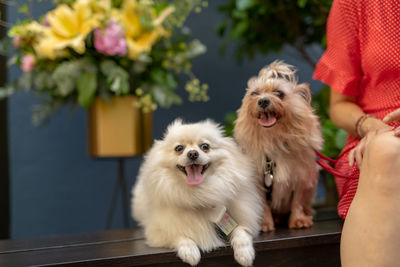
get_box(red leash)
[315,150,358,179]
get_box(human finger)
[355,140,365,168]
[394,127,400,137]
[348,148,355,167]
[383,109,400,123]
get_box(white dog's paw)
[176,238,201,266]
[234,244,255,267]
[231,227,255,267]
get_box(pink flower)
[21,54,36,72]
[12,35,22,48]
[94,20,127,56]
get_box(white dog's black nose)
[258,98,270,108]
[187,150,199,160]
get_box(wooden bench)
[0,212,342,266]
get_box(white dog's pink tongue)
[185,164,203,185]
[258,113,277,127]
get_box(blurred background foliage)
[217,0,331,66]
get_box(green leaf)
[155,2,169,15]
[140,16,153,29]
[77,72,97,108]
[97,79,111,100]
[232,9,247,19]
[0,37,11,55]
[224,111,237,137]
[186,39,207,58]
[52,61,84,96]
[297,0,307,8]
[33,71,55,90]
[100,60,129,95]
[18,4,28,14]
[231,20,249,39]
[153,85,182,108]
[17,72,32,91]
[150,68,165,85]
[165,73,178,89]
[216,22,226,37]
[335,129,348,150]
[32,100,63,126]
[0,85,15,99]
[236,0,255,10]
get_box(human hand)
[349,117,392,168]
[383,109,400,136]
[348,128,393,168]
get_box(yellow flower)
[126,31,159,60]
[121,0,142,39]
[122,1,172,60]
[34,0,99,59]
[88,0,111,14]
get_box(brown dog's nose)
[187,150,199,160]
[258,98,270,108]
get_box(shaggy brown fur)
[234,61,323,231]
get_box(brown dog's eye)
[175,145,184,153]
[200,143,210,152]
[274,90,285,99]
[250,91,259,96]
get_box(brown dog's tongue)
[185,164,204,185]
[258,113,277,127]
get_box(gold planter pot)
[88,96,152,157]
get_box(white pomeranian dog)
[131,119,263,266]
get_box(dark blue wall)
[7,0,323,238]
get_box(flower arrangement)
[1,0,208,125]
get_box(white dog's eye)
[174,145,184,153]
[200,143,210,152]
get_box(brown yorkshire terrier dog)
[234,61,323,231]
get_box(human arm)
[330,90,392,167]
[329,90,363,137]
[330,90,390,138]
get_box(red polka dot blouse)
[313,0,400,219]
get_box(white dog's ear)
[295,83,311,103]
[202,119,225,138]
[164,118,183,138]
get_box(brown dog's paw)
[288,215,313,229]
[261,215,275,232]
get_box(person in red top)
[313,0,400,265]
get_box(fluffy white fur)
[234,61,323,231]
[132,119,263,266]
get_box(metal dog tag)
[264,159,274,187]
[208,206,238,236]
[264,173,273,187]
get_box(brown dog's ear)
[296,83,311,103]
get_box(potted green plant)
[0,0,209,156]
